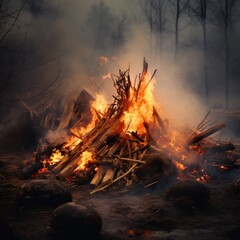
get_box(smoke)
[1,0,240,146]
[22,0,210,128]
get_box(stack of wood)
[51,59,161,193]
[42,59,239,193]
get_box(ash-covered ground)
[0,149,240,240]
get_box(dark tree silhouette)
[210,0,240,109]
[86,0,126,53]
[188,0,209,104]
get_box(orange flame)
[77,150,93,170]
[122,72,156,135]
[49,149,63,165]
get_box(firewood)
[203,143,235,153]
[129,131,144,142]
[187,122,225,146]
[153,106,167,134]
[96,155,146,164]
[122,144,150,157]
[113,156,146,164]
[52,118,107,173]
[197,111,211,130]
[90,119,124,152]
[107,141,121,156]
[90,148,148,194]
[90,166,107,188]
[101,167,115,184]
[127,140,132,158]
[56,152,82,179]
[57,120,123,178]
[90,163,138,194]
[143,122,158,146]
[52,143,83,173]
[119,141,127,157]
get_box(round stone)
[18,179,72,206]
[51,202,102,239]
[165,180,210,211]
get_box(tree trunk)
[203,21,209,105]
[224,0,229,110]
[175,0,180,64]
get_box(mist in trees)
[0,0,240,131]
[137,0,240,110]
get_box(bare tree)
[210,0,240,109]
[86,1,116,52]
[169,0,189,63]
[188,0,209,104]
[139,0,166,58]
[0,0,27,45]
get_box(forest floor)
[0,148,240,240]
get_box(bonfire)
[28,59,239,194]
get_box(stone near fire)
[164,180,210,212]
[135,153,177,183]
[51,202,102,239]
[18,179,72,206]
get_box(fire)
[62,136,81,151]
[71,93,108,139]
[174,160,187,170]
[91,94,108,115]
[122,72,156,134]
[77,150,93,170]
[45,94,108,168]
[33,59,230,187]
[49,149,63,165]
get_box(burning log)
[187,122,226,146]
[52,118,107,174]
[203,143,235,154]
[153,106,167,134]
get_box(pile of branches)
[35,59,240,193]
[51,59,166,193]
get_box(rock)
[135,153,177,183]
[165,180,210,212]
[18,179,72,206]
[51,202,102,239]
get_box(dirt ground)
[0,150,240,240]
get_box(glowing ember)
[174,160,187,171]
